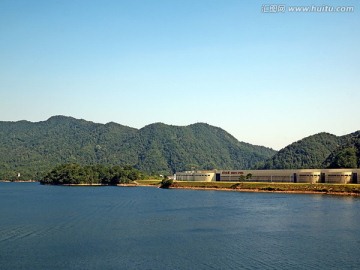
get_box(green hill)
[258,131,360,169]
[133,122,276,173]
[323,131,360,168]
[0,116,276,180]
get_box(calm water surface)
[1,182,360,269]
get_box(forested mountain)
[0,116,139,179]
[133,122,276,173]
[2,116,358,180]
[257,131,360,169]
[0,116,276,180]
[323,131,360,168]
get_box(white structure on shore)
[175,171,215,182]
[175,169,360,184]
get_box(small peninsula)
[40,163,156,185]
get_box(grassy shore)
[160,181,360,196]
[135,179,163,186]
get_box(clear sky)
[1,0,359,150]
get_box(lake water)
[1,182,360,269]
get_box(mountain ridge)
[0,116,275,179]
[1,116,358,180]
[257,131,360,169]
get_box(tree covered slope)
[0,116,276,179]
[132,122,276,173]
[258,131,360,169]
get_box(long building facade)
[175,169,360,184]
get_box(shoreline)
[162,181,360,197]
[0,180,37,183]
[167,186,360,196]
[62,183,105,186]
[7,180,360,196]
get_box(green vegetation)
[40,163,148,185]
[133,122,275,174]
[136,179,162,186]
[1,116,359,181]
[159,179,174,189]
[327,147,358,168]
[0,116,276,180]
[239,173,252,181]
[257,131,360,169]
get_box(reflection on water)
[1,183,360,269]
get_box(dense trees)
[0,116,276,179]
[40,164,147,185]
[134,122,276,174]
[257,133,339,169]
[257,132,360,169]
[1,116,359,181]
[328,147,358,168]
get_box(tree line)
[40,163,152,185]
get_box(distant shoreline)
[0,180,37,183]
[3,180,360,196]
[167,186,360,196]
[161,181,360,196]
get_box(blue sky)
[1,0,359,150]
